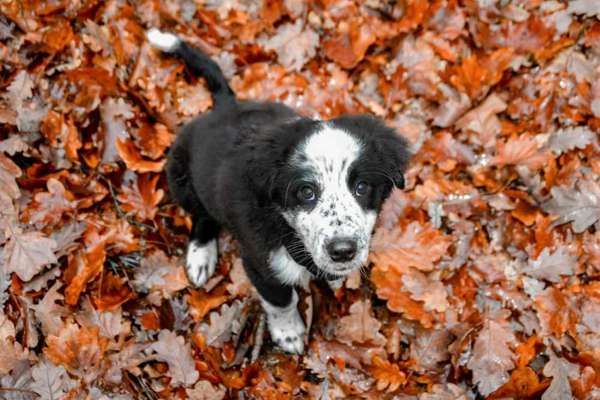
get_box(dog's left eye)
[355,181,370,196]
[297,185,316,202]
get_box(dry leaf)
[4,230,57,281]
[369,356,407,392]
[198,300,243,348]
[467,319,516,396]
[523,247,577,283]
[259,19,319,71]
[150,330,199,386]
[30,359,77,400]
[334,300,386,347]
[44,323,108,382]
[543,179,600,233]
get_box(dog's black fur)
[158,33,410,330]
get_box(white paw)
[267,309,306,354]
[261,291,306,354]
[185,239,218,287]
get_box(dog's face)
[266,116,410,279]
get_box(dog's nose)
[326,238,357,262]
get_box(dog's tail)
[146,28,235,108]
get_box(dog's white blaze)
[260,290,305,354]
[284,123,376,276]
[185,239,218,287]
[269,247,311,288]
[146,28,180,52]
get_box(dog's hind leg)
[166,143,220,288]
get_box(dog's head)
[249,115,411,279]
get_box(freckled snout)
[326,238,357,262]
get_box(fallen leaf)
[523,247,577,283]
[369,356,407,392]
[467,319,516,396]
[117,173,164,221]
[543,179,600,233]
[259,19,318,71]
[4,230,57,281]
[150,330,199,387]
[30,359,77,400]
[370,222,451,272]
[401,269,449,313]
[334,300,386,347]
[116,138,166,173]
[198,300,243,348]
[32,281,68,336]
[541,352,578,400]
[44,323,108,382]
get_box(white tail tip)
[146,28,180,52]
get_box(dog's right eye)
[297,185,316,202]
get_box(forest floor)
[1,0,599,399]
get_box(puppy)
[147,29,411,353]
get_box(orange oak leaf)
[44,323,108,382]
[117,173,164,221]
[186,290,228,321]
[64,243,106,306]
[369,222,451,272]
[116,138,166,173]
[369,356,407,392]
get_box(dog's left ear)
[383,133,410,190]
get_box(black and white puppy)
[147,29,411,353]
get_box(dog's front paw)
[266,308,306,354]
[185,239,218,287]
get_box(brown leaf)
[369,356,407,392]
[150,330,199,387]
[117,173,164,221]
[0,153,22,199]
[44,323,108,382]
[370,222,451,272]
[24,178,76,226]
[64,244,106,306]
[410,328,451,372]
[467,319,516,396]
[32,281,68,336]
[4,230,57,281]
[335,300,386,347]
[116,138,166,173]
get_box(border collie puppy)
[147,28,411,354]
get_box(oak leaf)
[116,138,166,173]
[44,323,108,382]
[4,230,57,281]
[410,328,451,372]
[0,153,22,199]
[117,173,164,221]
[466,319,516,396]
[334,300,386,347]
[543,179,600,233]
[401,270,449,313]
[30,359,77,400]
[150,330,199,386]
[198,300,243,348]
[523,247,577,283]
[64,244,106,306]
[541,352,578,400]
[548,126,597,155]
[32,282,68,336]
[25,178,76,226]
[259,19,318,71]
[0,339,29,374]
[370,222,451,272]
[369,356,407,392]
[186,380,226,400]
[133,250,188,297]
